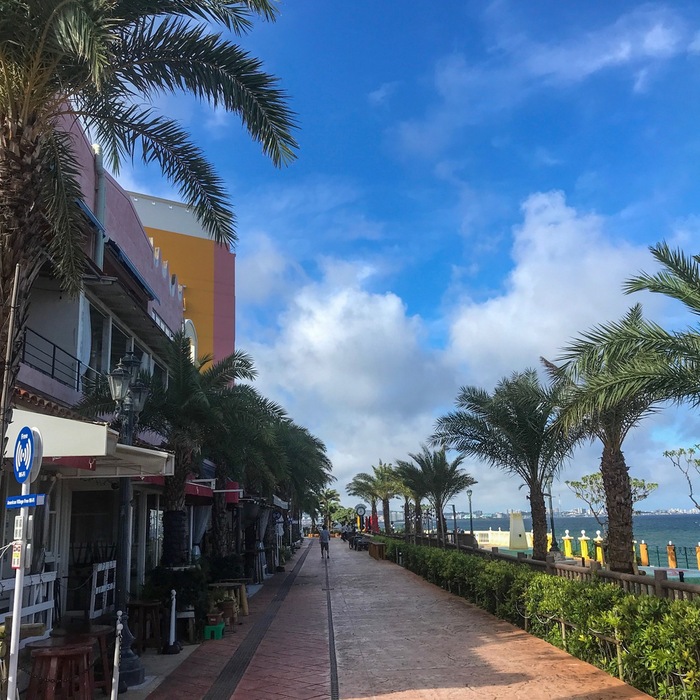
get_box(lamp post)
[467,489,474,536]
[545,475,560,553]
[108,352,148,689]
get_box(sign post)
[6,427,42,700]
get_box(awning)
[5,409,174,478]
[138,476,241,503]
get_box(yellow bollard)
[640,541,649,567]
[579,530,590,560]
[594,530,605,564]
[667,541,677,569]
[562,529,573,558]
[696,543,700,570]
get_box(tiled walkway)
[143,538,652,700]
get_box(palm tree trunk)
[414,499,423,536]
[382,498,392,534]
[371,499,378,532]
[403,497,410,537]
[530,485,548,560]
[161,448,189,566]
[436,503,447,546]
[211,466,230,558]
[601,445,634,573]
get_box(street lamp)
[467,489,474,536]
[545,475,560,553]
[108,353,148,689]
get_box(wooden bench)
[368,541,387,560]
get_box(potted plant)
[217,594,238,627]
[207,589,226,626]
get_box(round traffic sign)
[13,427,34,484]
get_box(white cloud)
[236,231,304,307]
[240,258,456,490]
[368,81,399,107]
[395,6,692,158]
[445,191,659,387]
[237,189,700,514]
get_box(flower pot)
[206,612,223,626]
[218,600,238,627]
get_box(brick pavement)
[141,537,652,700]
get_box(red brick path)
[145,537,652,700]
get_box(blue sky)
[120,1,700,514]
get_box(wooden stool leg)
[240,586,249,616]
[150,608,162,653]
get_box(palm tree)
[347,473,379,531]
[140,333,257,566]
[433,370,578,560]
[204,385,288,558]
[318,489,341,529]
[371,461,398,534]
[394,461,428,537]
[395,446,475,545]
[0,0,297,444]
[276,421,333,540]
[550,308,676,573]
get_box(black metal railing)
[22,327,101,392]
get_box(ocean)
[394,513,700,567]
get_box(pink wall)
[212,246,235,359]
[60,116,183,334]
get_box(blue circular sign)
[13,426,34,484]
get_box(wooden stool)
[50,625,113,695]
[127,600,162,654]
[27,643,94,700]
[175,609,195,644]
[203,623,224,641]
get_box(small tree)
[663,446,700,511]
[566,472,658,530]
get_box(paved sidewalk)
[134,537,651,700]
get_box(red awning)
[138,476,241,503]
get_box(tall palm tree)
[318,488,341,529]
[550,308,667,573]
[346,472,379,531]
[140,333,257,565]
[394,461,428,537]
[276,421,333,539]
[433,370,578,560]
[0,0,297,444]
[395,446,475,545]
[204,384,288,558]
[371,460,398,534]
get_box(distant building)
[128,194,236,362]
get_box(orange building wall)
[144,226,217,359]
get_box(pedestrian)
[320,525,331,559]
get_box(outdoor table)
[208,580,249,616]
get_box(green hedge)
[379,538,700,699]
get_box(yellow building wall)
[144,226,216,359]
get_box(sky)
[118,1,700,515]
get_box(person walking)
[320,525,331,559]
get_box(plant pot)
[218,600,238,627]
[206,612,223,626]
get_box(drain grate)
[202,541,313,700]
[325,558,340,700]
